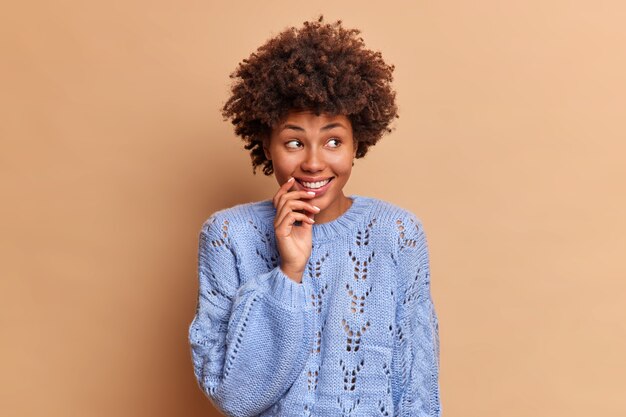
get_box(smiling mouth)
[296,177,334,189]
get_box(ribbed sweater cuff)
[255,266,309,310]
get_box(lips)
[294,177,334,196]
[295,176,333,184]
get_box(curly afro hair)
[221,15,399,175]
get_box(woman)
[188,16,441,417]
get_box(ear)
[262,136,272,160]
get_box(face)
[263,110,357,224]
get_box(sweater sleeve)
[394,213,442,417]
[188,213,315,417]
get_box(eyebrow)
[280,122,347,132]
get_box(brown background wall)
[2,1,625,416]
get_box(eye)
[327,138,341,148]
[285,140,302,149]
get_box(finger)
[276,189,317,216]
[272,177,296,208]
[275,199,320,227]
[275,210,315,236]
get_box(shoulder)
[199,199,275,241]
[361,195,425,234]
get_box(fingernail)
[287,177,294,182]
[313,206,320,211]
[307,191,315,195]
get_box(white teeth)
[301,179,331,189]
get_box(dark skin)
[266,111,357,283]
[271,179,318,283]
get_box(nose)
[300,147,325,173]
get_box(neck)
[315,194,353,224]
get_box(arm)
[394,214,442,417]
[188,214,314,417]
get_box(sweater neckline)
[254,194,371,242]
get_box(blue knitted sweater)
[188,195,442,417]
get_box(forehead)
[275,110,351,130]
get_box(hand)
[272,177,321,283]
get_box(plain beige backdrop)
[1,1,625,416]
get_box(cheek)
[330,155,354,174]
[270,151,296,169]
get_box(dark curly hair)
[221,15,399,175]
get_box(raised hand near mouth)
[272,177,321,283]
